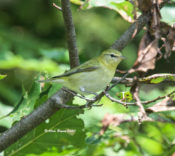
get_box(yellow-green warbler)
[39,49,124,95]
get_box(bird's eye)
[110,54,117,58]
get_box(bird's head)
[100,49,125,67]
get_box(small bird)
[39,49,124,95]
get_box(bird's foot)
[62,87,96,102]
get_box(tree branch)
[61,0,79,68]
[111,14,150,51]
[53,3,62,11]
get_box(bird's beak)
[120,56,125,60]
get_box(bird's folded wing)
[52,61,99,79]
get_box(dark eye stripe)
[110,54,117,58]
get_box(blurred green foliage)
[0,0,175,156]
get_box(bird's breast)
[63,66,116,95]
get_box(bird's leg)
[62,87,94,101]
[62,87,77,96]
[85,85,110,108]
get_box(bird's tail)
[38,78,65,83]
[38,79,51,83]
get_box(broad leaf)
[161,5,175,25]
[73,0,134,22]
[5,109,85,156]
[136,135,163,155]
[8,79,40,123]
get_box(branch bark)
[61,0,79,68]
[132,84,150,122]
[111,14,150,51]
[0,5,151,152]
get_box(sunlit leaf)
[70,0,83,5]
[116,91,133,102]
[0,74,7,80]
[0,51,59,72]
[136,135,163,155]
[0,102,13,128]
[161,5,175,25]
[81,0,134,22]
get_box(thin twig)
[105,90,175,106]
[132,84,151,123]
[53,3,62,11]
[109,72,130,90]
[105,92,135,105]
[112,73,175,85]
[142,90,175,104]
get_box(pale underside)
[51,58,115,95]
[60,67,114,95]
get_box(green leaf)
[150,77,165,84]
[144,124,163,142]
[162,123,175,140]
[70,0,84,5]
[8,78,41,123]
[161,5,175,25]
[48,84,62,98]
[0,102,13,128]
[81,0,134,22]
[141,74,175,84]
[116,91,133,102]
[136,135,163,155]
[110,1,134,22]
[0,51,59,72]
[0,74,7,80]
[5,109,85,156]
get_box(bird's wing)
[52,58,100,79]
